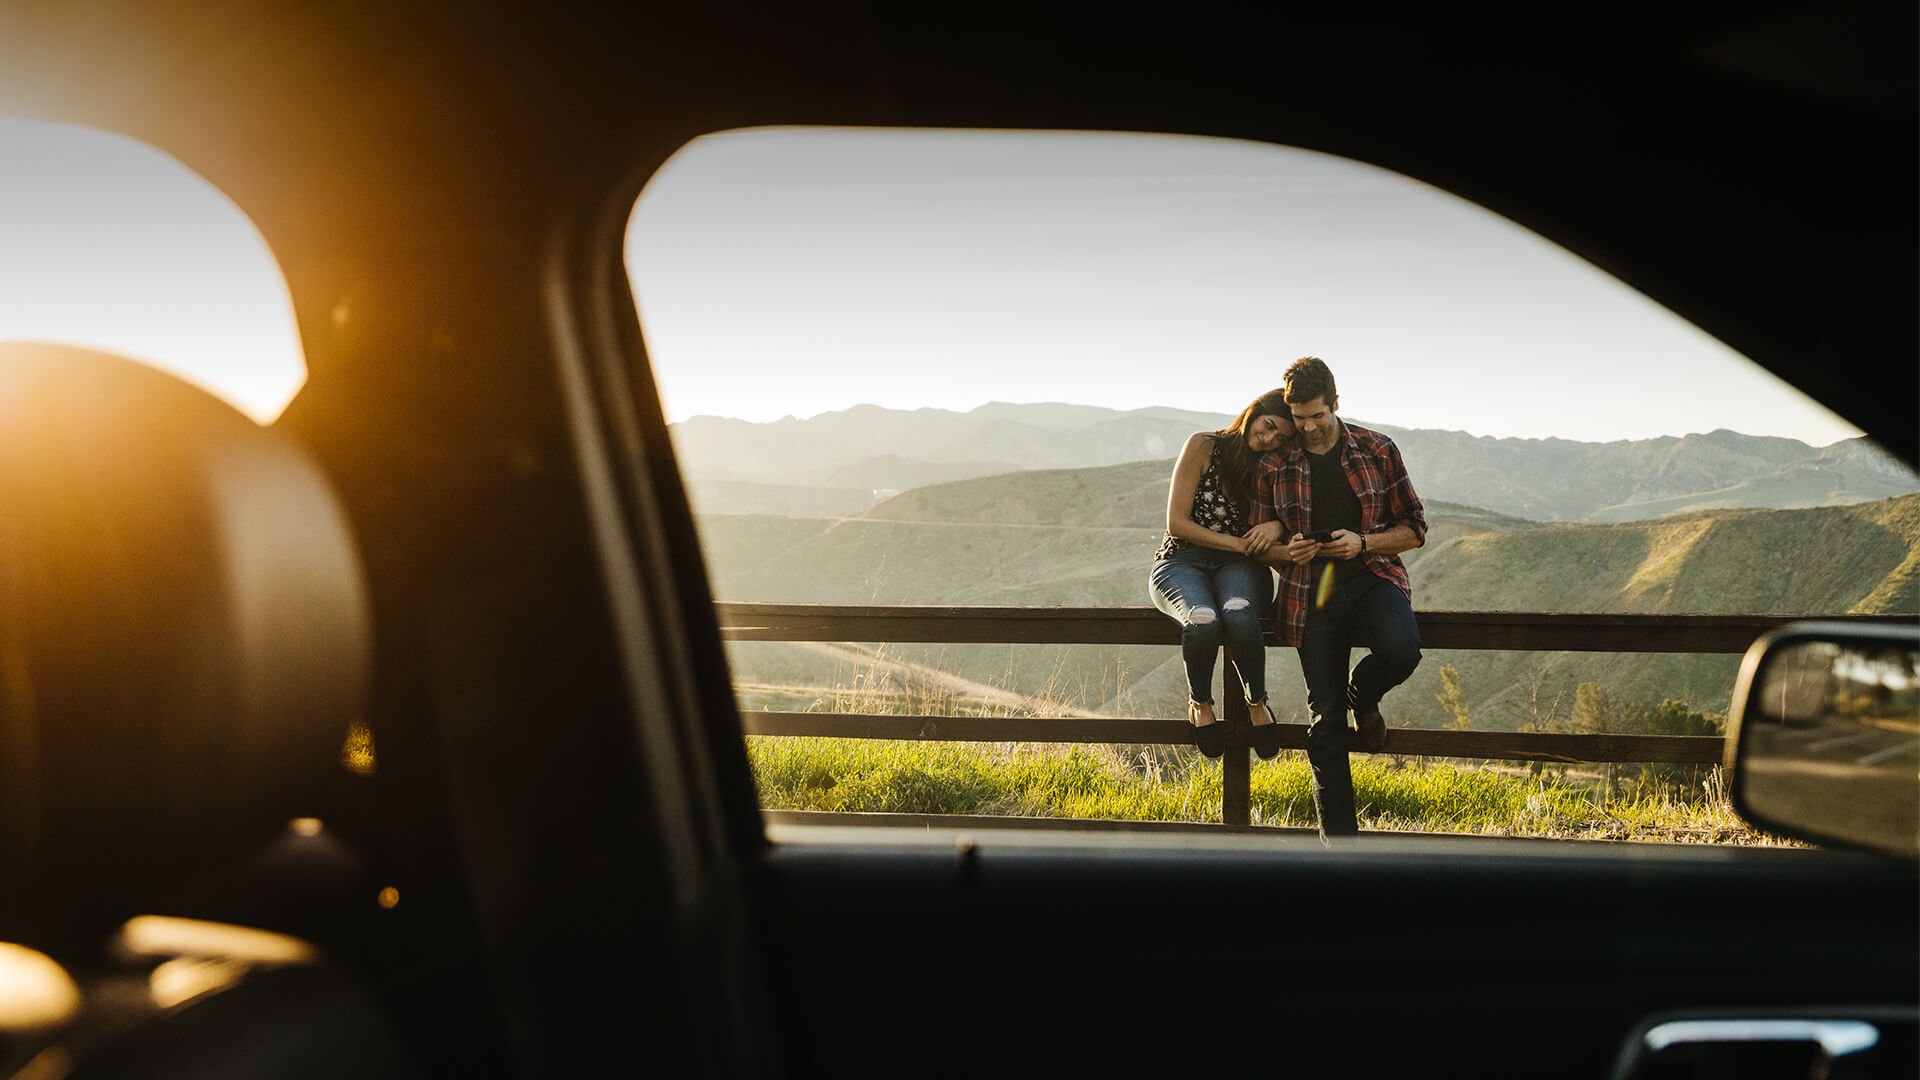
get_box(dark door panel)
[753,830,1917,1077]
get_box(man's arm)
[1355,523,1420,557]
[1376,436,1426,548]
[1314,524,1417,562]
[1317,435,1425,562]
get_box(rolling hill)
[1402,493,1920,727]
[859,457,1540,544]
[820,454,1024,492]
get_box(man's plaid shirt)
[1250,421,1427,646]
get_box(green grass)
[748,737,1784,844]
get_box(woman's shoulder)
[1178,430,1222,459]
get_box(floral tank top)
[1154,437,1249,560]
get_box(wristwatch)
[1359,533,1369,555]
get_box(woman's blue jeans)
[1148,545,1272,706]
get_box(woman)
[1149,388,1291,759]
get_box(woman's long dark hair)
[1210,387,1290,514]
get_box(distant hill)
[919,413,1199,472]
[1403,493,1920,730]
[861,459,1171,528]
[821,454,1025,493]
[669,402,1917,524]
[670,405,991,486]
[1581,437,1920,521]
[682,478,874,518]
[1414,493,1919,616]
[860,458,1539,545]
[1378,427,1914,522]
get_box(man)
[1252,357,1426,837]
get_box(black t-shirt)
[1308,446,1363,578]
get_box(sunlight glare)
[149,956,247,1009]
[0,942,80,1032]
[118,915,318,965]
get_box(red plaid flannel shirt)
[1250,421,1427,646]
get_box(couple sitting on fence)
[1148,356,1428,837]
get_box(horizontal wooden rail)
[740,712,1724,764]
[716,603,1900,653]
[715,603,1901,828]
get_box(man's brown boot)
[1353,708,1388,752]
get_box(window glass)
[625,128,1917,841]
[0,118,305,422]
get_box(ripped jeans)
[1148,544,1272,706]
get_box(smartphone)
[1304,529,1336,543]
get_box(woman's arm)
[1241,520,1283,556]
[1164,433,1247,554]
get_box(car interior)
[0,5,1913,1078]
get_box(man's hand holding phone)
[1285,529,1331,563]
[1319,529,1364,560]
[1288,528,1365,562]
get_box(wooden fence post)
[1222,665,1250,826]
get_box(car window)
[624,127,1918,843]
[0,117,304,422]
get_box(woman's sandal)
[1188,700,1226,759]
[1249,699,1283,760]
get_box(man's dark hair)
[1283,356,1338,409]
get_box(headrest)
[0,343,369,933]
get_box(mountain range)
[670,401,1916,524]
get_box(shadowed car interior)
[0,4,1913,1077]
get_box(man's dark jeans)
[1296,568,1422,835]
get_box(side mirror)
[1726,620,1919,858]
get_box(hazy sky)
[0,118,304,423]
[627,128,1863,446]
[0,118,1864,445]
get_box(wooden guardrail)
[716,603,1897,826]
